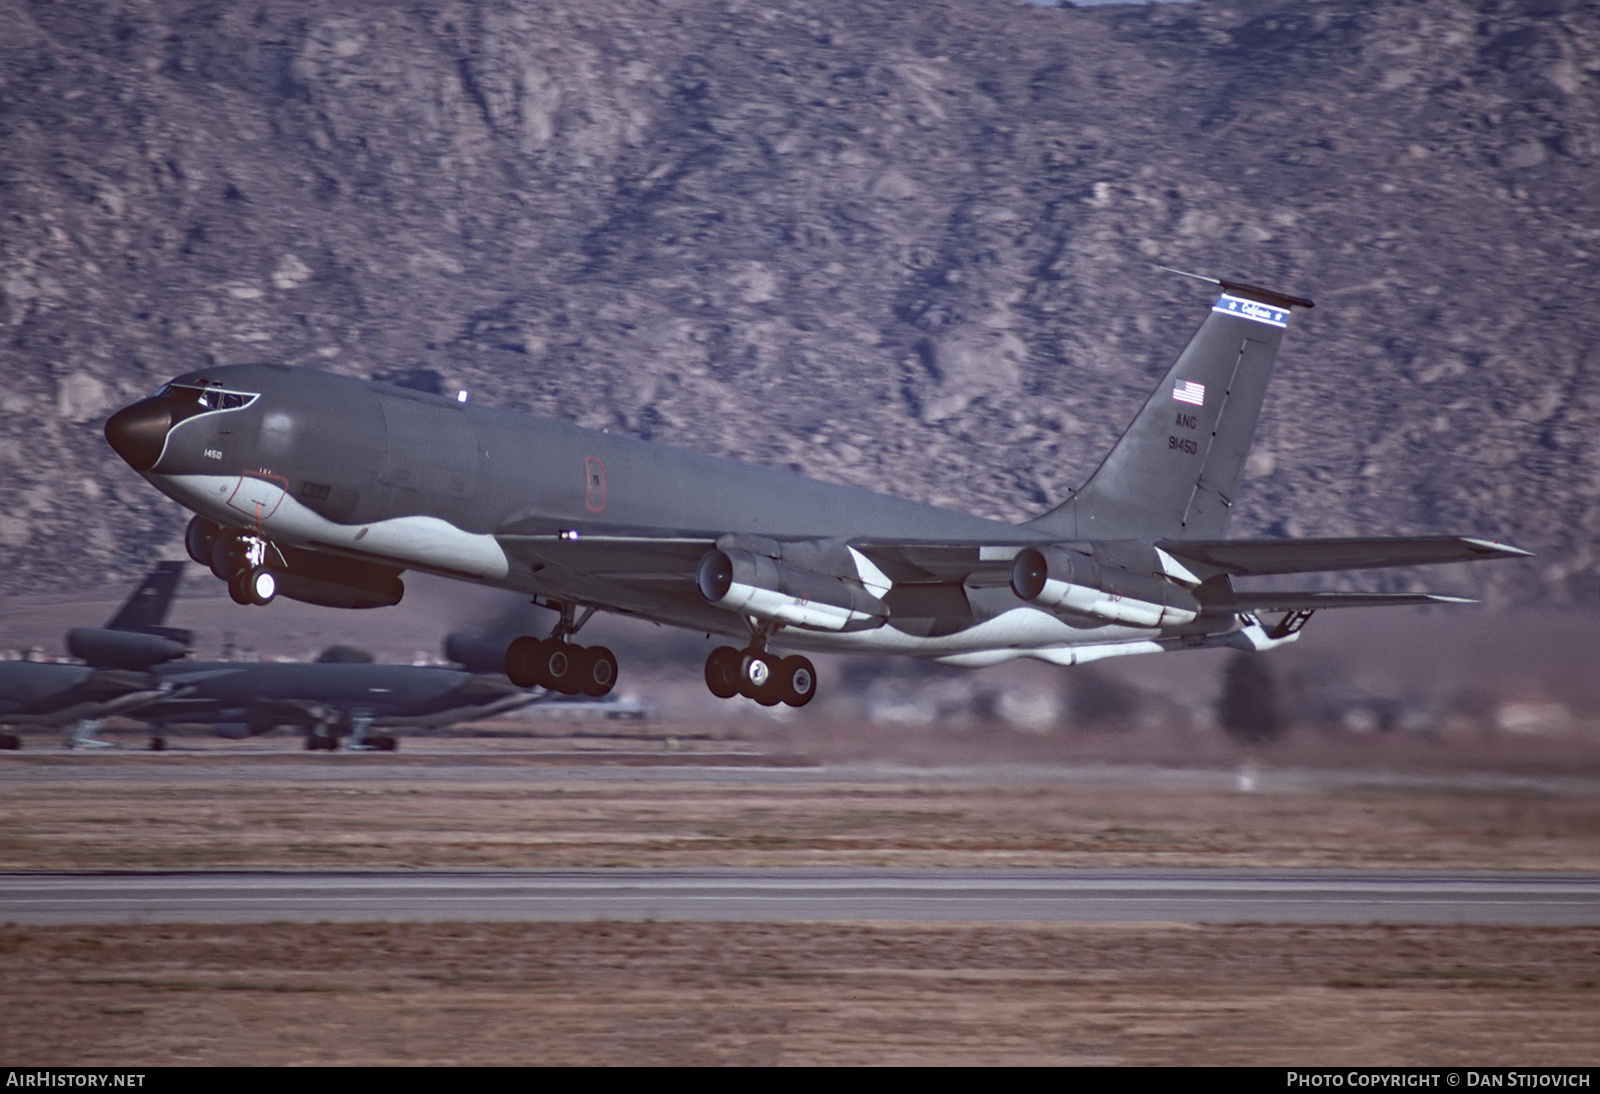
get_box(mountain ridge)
[1,0,1592,604]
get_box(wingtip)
[1463,537,1535,559]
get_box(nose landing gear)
[190,517,279,606]
[227,565,278,606]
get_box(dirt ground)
[3,726,1600,1064]
[2,921,1597,1066]
[3,726,1599,872]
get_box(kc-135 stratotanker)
[105,273,1528,708]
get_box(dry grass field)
[3,920,1598,1066]
[2,734,1600,872]
[3,725,1599,1064]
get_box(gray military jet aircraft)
[0,561,538,750]
[0,562,190,748]
[104,273,1528,708]
[137,645,538,751]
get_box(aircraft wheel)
[245,566,277,606]
[366,735,397,752]
[147,735,166,751]
[185,516,220,567]
[741,651,782,706]
[777,655,818,708]
[704,646,741,699]
[0,732,21,750]
[504,636,543,688]
[579,646,618,698]
[211,533,247,582]
[539,640,579,695]
[227,569,252,605]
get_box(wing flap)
[1206,590,1476,614]
[1160,536,1530,576]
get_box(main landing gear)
[704,645,816,708]
[504,602,618,697]
[303,712,397,752]
[187,516,278,606]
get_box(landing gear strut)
[194,518,279,606]
[504,601,618,697]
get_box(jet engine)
[1009,546,1199,628]
[66,626,192,670]
[696,546,889,632]
[443,631,513,675]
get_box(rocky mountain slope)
[2,0,1595,604]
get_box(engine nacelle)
[1010,547,1199,628]
[697,547,889,632]
[443,631,512,675]
[66,627,191,670]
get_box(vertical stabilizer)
[1027,278,1312,541]
[106,561,187,631]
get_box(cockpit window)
[162,384,259,427]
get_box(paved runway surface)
[4,869,1598,926]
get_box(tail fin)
[1027,276,1313,541]
[105,561,186,631]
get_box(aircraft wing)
[493,527,1526,640]
[496,531,1022,595]
[1206,590,1475,613]
[847,541,1018,586]
[1159,536,1530,577]
[371,687,543,729]
[496,533,714,582]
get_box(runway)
[5,868,1598,926]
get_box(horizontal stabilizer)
[1208,590,1476,614]
[1161,536,1530,577]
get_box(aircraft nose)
[104,397,172,471]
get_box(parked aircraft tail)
[66,561,193,670]
[105,560,187,631]
[1027,275,1314,541]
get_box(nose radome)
[104,397,173,472]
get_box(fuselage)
[140,659,531,730]
[0,660,101,717]
[106,364,1219,660]
[0,660,163,724]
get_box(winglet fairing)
[104,276,1528,708]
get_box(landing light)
[457,389,469,403]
